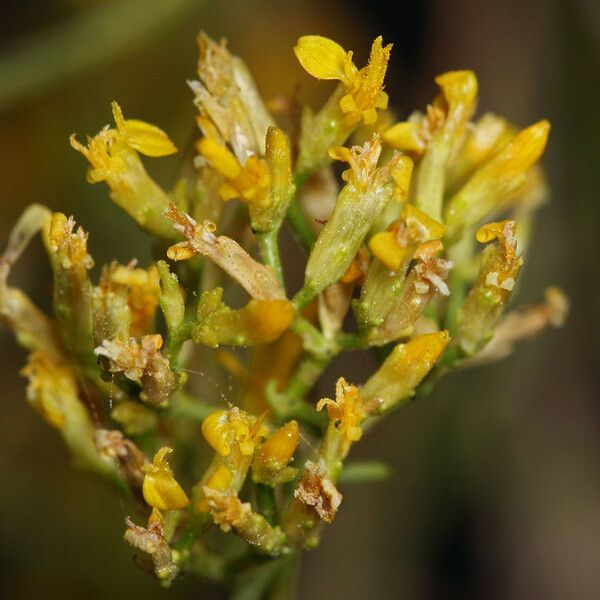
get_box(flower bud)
[445,120,550,240]
[252,421,299,486]
[362,331,450,411]
[193,287,295,348]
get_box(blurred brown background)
[0,0,598,598]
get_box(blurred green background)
[0,0,598,598]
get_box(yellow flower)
[295,35,392,126]
[70,102,178,239]
[142,447,190,511]
[317,377,365,460]
[100,262,161,338]
[475,220,523,294]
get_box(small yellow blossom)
[99,262,161,338]
[70,102,177,239]
[454,220,524,355]
[142,447,190,510]
[295,35,392,126]
[475,220,523,293]
[260,421,300,465]
[318,378,366,461]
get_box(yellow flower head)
[252,420,300,486]
[317,377,365,458]
[295,35,392,126]
[201,407,267,458]
[361,331,451,411]
[48,213,94,271]
[142,447,190,511]
[70,101,177,184]
[329,133,406,193]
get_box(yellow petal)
[435,70,478,108]
[197,137,241,179]
[201,410,232,456]
[401,204,446,240]
[390,155,414,202]
[294,35,355,82]
[369,230,408,271]
[142,447,190,510]
[383,121,426,153]
[111,101,177,157]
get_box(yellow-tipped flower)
[46,213,95,368]
[260,421,300,465]
[142,447,190,510]
[295,35,392,127]
[445,120,550,239]
[317,378,366,462]
[454,220,524,355]
[70,102,177,239]
[196,126,294,232]
[294,36,392,179]
[362,331,451,411]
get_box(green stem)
[286,198,315,253]
[285,354,330,402]
[256,229,285,288]
[291,285,317,312]
[256,483,277,525]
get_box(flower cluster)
[1,32,567,594]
